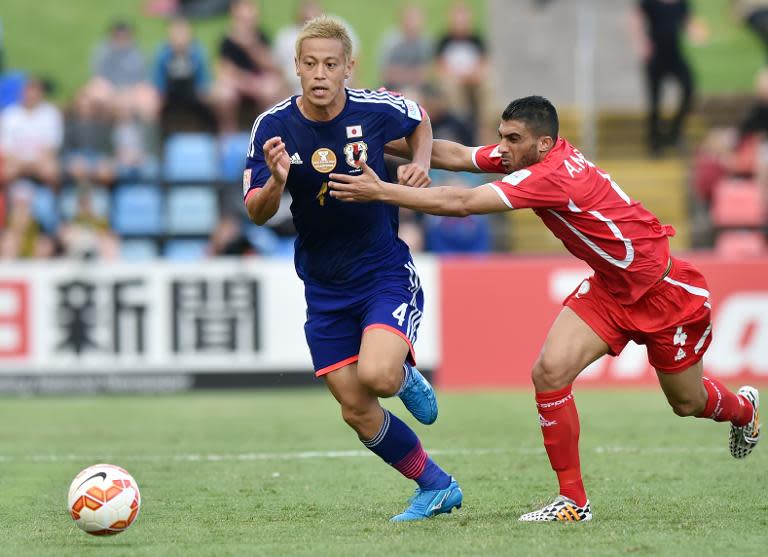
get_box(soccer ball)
[67,463,141,535]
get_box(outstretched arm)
[385,138,481,172]
[329,162,508,217]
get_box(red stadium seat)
[711,179,767,228]
[715,230,767,257]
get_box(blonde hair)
[295,15,353,62]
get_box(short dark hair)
[501,95,559,139]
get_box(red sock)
[699,377,752,426]
[535,385,587,507]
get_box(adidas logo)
[290,152,303,165]
[674,347,687,362]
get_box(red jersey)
[473,138,675,304]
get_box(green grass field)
[1,388,765,556]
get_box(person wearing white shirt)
[1,77,63,187]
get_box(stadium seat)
[59,187,110,221]
[715,230,767,258]
[111,183,164,235]
[163,133,218,182]
[166,186,219,235]
[163,239,209,260]
[220,132,251,183]
[0,72,26,109]
[121,239,159,261]
[711,179,767,228]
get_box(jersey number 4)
[316,182,328,206]
[392,303,409,327]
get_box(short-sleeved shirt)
[244,88,424,308]
[474,138,674,304]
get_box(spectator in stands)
[693,67,768,204]
[153,16,217,135]
[58,185,119,260]
[398,208,425,253]
[0,181,57,259]
[63,88,116,188]
[379,5,434,92]
[273,1,323,94]
[423,172,491,254]
[86,21,160,123]
[0,77,62,188]
[630,0,708,157]
[733,1,768,62]
[207,214,254,256]
[435,2,489,131]
[420,83,475,145]
[210,0,284,132]
[112,97,155,179]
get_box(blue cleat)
[390,478,463,522]
[398,365,438,425]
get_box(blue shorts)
[305,262,424,376]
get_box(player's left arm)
[399,114,433,188]
[329,162,509,216]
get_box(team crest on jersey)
[311,148,337,173]
[343,141,368,170]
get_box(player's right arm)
[385,139,503,173]
[245,137,290,226]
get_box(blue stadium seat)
[121,239,159,261]
[220,132,251,183]
[111,183,164,235]
[163,239,209,260]
[0,72,26,109]
[166,186,218,235]
[163,133,218,182]
[59,187,110,221]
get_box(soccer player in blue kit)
[242,16,463,522]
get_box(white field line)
[0,446,727,463]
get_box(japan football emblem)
[343,141,368,170]
[311,148,337,173]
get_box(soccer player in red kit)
[328,95,761,522]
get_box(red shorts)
[564,257,713,373]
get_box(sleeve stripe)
[347,93,406,114]
[247,97,292,157]
[488,184,514,209]
[471,146,482,170]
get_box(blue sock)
[362,410,451,490]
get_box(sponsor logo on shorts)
[674,347,687,362]
[673,326,687,346]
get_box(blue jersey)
[244,88,424,298]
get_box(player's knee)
[340,402,376,431]
[356,361,401,396]
[531,353,572,391]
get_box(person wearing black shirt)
[632,0,704,156]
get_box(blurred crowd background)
[0,0,766,262]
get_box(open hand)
[263,136,290,184]
[329,162,386,203]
